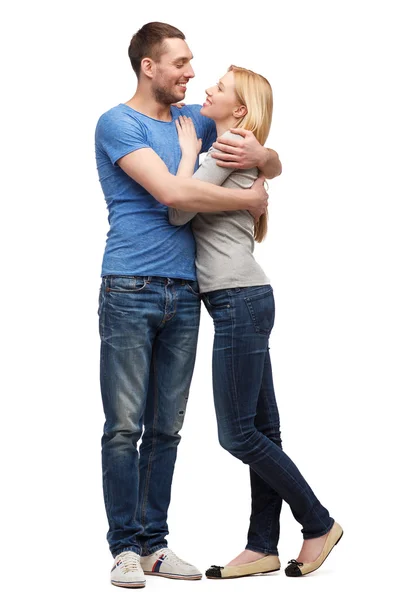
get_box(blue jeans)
[203,284,334,555]
[98,276,201,558]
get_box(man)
[95,21,281,588]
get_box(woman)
[169,65,343,578]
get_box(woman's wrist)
[246,188,258,211]
[181,151,198,162]
[177,153,197,177]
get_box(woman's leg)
[205,286,333,556]
[247,348,283,554]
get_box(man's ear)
[140,57,155,79]
[233,105,247,118]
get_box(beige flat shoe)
[205,554,280,579]
[285,521,343,577]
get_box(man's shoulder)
[95,104,147,141]
[180,103,203,115]
[174,104,215,132]
[97,104,142,125]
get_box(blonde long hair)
[229,65,273,242]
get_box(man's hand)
[211,128,282,178]
[249,173,269,221]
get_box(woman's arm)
[169,117,201,225]
[169,119,238,226]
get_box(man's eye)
[176,64,183,69]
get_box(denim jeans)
[98,276,201,558]
[203,284,334,555]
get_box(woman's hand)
[175,116,202,159]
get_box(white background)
[2,1,392,598]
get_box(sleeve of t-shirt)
[200,115,217,153]
[95,111,150,166]
[168,131,239,226]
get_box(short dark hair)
[128,22,185,78]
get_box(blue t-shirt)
[95,103,217,278]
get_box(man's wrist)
[259,148,282,178]
[258,147,271,171]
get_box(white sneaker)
[110,551,146,588]
[140,548,202,580]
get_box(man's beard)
[153,83,182,105]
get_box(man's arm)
[169,129,237,226]
[211,128,282,179]
[117,148,266,214]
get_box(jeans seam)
[229,298,243,433]
[140,346,159,533]
[263,501,275,551]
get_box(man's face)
[152,38,195,105]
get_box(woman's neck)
[215,117,238,137]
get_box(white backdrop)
[2,1,392,598]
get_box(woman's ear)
[233,105,248,118]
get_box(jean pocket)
[105,276,149,293]
[204,290,231,310]
[244,289,275,334]
[185,280,200,297]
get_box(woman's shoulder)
[220,130,244,142]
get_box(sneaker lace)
[118,552,140,573]
[162,548,192,567]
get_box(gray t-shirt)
[168,131,270,293]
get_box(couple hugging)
[95,20,342,589]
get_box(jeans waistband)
[102,275,196,286]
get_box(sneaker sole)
[144,571,202,580]
[206,567,281,579]
[111,580,146,588]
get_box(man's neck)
[125,91,172,122]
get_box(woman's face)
[200,71,239,121]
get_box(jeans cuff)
[302,517,335,540]
[141,543,168,557]
[112,545,141,559]
[246,543,279,556]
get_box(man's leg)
[137,278,202,579]
[99,276,162,558]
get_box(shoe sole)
[111,580,146,588]
[206,567,281,579]
[288,529,344,577]
[144,571,202,580]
